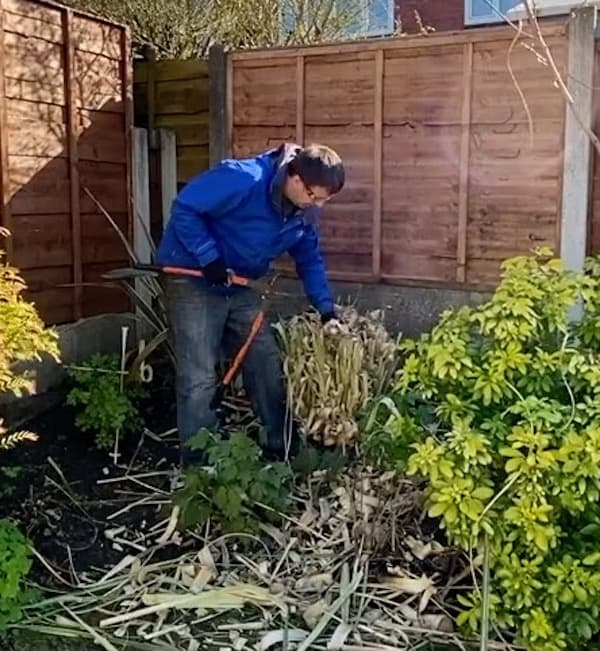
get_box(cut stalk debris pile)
[17,462,483,651]
[274,307,399,447]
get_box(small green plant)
[387,249,600,651]
[0,233,60,397]
[66,353,146,449]
[1,230,58,497]
[0,466,24,499]
[175,430,292,533]
[0,519,32,630]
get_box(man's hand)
[321,310,345,337]
[203,258,229,286]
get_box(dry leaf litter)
[16,307,504,651]
[19,461,491,651]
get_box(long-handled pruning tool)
[103,263,277,413]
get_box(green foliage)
[66,353,146,449]
[0,519,32,630]
[0,467,24,499]
[290,444,348,478]
[0,233,58,498]
[0,236,60,397]
[64,0,393,58]
[361,394,434,469]
[174,430,292,533]
[386,249,600,650]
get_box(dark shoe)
[262,447,287,463]
[181,448,206,469]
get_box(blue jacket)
[156,144,334,315]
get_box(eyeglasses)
[299,177,331,204]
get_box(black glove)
[202,258,229,286]
[320,311,336,325]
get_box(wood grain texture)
[134,58,210,182]
[296,56,304,145]
[134,59,208,83]
[22,266,74,325]
[233,59,296,126]
[225,23,570,290]
[466,35,567,284]
[3,7,63,43]
[63,9,83,319]
[1,0,131,323]
[305,125,374,275]
[456,43,473,283]
[72,14,121,59]
[6,99,66,157]
[0,7,12,256]
[75,50,123,111]
[304,53,375,125]
[232,126,296,159]
[372,50,383,279]
[3,31,65,105]
[82,261,130,317]
[2,0,62,25]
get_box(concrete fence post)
[560,7,596,273]
[132,127,152,339]
[159,128,177,230]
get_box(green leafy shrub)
[175,430,292,533]
[0,234,60,397]
[387,249,600,650]
[0,231,60,451]
[0,519,32,630]
[66,353,146,449]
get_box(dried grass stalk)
[275,307,398,446]
[0,418,38,449]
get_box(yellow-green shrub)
[0,229,60,443]
[387,249,600,651]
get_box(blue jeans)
[165,277,288,463]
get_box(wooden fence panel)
[228,21,570,289]
[0,0,132,324]
[466,35,566,285]
[134,59,209,185]
[382,45,464,284]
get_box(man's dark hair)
[288,144,345,195]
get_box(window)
[282,0,395,39]
[464,0,521,26]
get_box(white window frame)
[361,0,395,38]
[281,0,395,39]
[464,0,514,26]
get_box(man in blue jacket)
[156,142,345,464]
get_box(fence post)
[560,7,595,278]
[159,128,177,230]
[133,127,152,338]
[209,44,227,167]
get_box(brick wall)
[396,0,465,33]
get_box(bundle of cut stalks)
[274,306,398,447]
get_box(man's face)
[284,174,333,209]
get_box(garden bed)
[7,250,600,651]
[0,357,481,651]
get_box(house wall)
[396,0,465,33]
